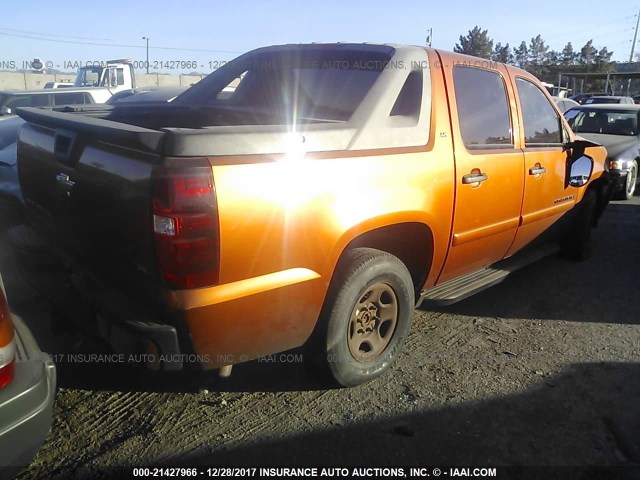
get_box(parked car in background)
[570,93,607,104]
[0,89,98,116]
[565,104,639,200]
[632,94,640,104]
[552,96,580,113]
[0,271,56,475]
[583,96,635,105]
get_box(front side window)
[454,66,512,149]
[74,67,102,87]
[516,78,562,146]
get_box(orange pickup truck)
[12,44,611,387]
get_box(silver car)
[0,272,56,475]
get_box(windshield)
[74,67,103,87]
[565,109,638,136]
[175,46,394,122]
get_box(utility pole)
[142,36,150,74]
[630,8,640,61]
[626,9,639,94]
[426,28,433,48]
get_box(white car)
[552,96,580,113]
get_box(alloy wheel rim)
[347,282,399,362]
[627,166,637,197]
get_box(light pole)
[142,36,149,74]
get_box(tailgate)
[16,107,165,292]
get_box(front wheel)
[561,189,597,261]
[308,248,414,387]
[622,162,637,200]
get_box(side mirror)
[0,106,12,116]
[569,155,593,187]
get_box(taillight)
[152,158,220,289]
[0,285,16,389]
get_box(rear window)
[453,66,513,149]
[390,70,422,119]
[176,47,394,122]
[53,92,90,105]
[116,68,125,86]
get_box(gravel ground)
[1,195,639,479]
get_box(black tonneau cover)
[16,107,165,153]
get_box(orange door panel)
[436,55,525,282]
[506,74,577,255]
[439,149,524,281]
[507,147,575,255]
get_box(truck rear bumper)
[7,224,184,371]
[0,314,56,472]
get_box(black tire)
[307,248,414,387]
[561,189,597,261]
[614,162,637,200]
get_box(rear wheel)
[307,248,414,387]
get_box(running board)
[418,243,561,307]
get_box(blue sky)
[2,0,639,73]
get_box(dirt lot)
[2,196,639,479]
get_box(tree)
[579,40,598,65]
[454,26,494,59]
[560,42,578,66]
[528,35,549,66]
[491,42,512,64]
[514,41,528,68]
[546,50,560,66]
[595,47,613,67]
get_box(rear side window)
[53,92,89,105]
[454,66,512,149]
[117,68,125,86]
[5,94,50,108]
[516,78,562,146]
[390,70,422,119]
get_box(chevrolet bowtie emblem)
[56,172,75,197]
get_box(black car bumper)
[7,225,185,372]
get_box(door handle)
[529,165,547,175]
[462,172,488,184]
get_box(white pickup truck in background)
[71,59,136,99]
